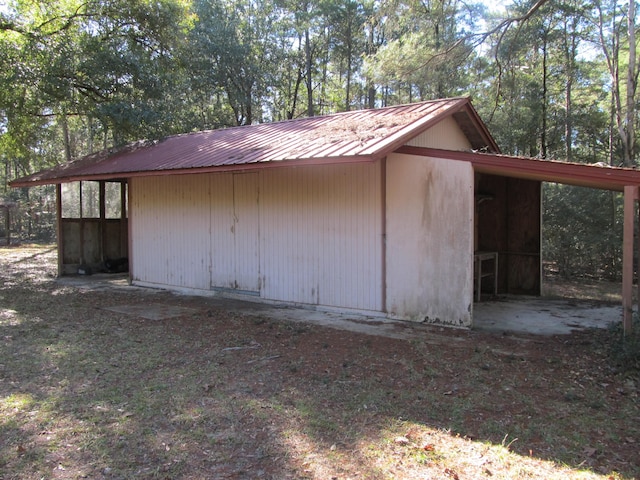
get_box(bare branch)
[396,0,551,83]
[34,3,90,35]
[0,3,93,38]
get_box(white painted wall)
[385,154,475,326]
[129,163,383,312]
[128,115,477,324]
[408,116,472,150]
[260,163,383,311]
[209,173,261,292]
[209,173,235,289]
[381,116,475,325]
[130,175,211,290]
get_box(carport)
[398,146,640,334]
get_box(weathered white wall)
[260,163,383,311]
[210,173,261,292]
[128,116,476,323]
[209,173,235,289]
[383,118,475,325]
[130,163,383,312]
[385,153,475,326]
[130,175,211,290]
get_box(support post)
[5,206,10,246]
[622,185,637,334]
[99,181,106,262]
[638,199,640,320]
[56,184,63,276]
[120,181,127,258]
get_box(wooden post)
[622,185,637,334]
[79,182,85,266]
[56,184,63,276]
[5,206,10,246]
[125,181,133,284]
[120,181,127,258]
[638,199,640,322]
[99,181,106,262]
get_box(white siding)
[260,163,383,311]
[209,173,235,289]
[230,173,260,291]
[130,163,383,313]
[407,116,472,150]
[385,153,474,326]
[130,175,211,290]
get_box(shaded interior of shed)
[57,181,128,275]
[474,173,541,298]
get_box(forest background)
[1,0,638,282]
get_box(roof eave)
[9,154,379,187]
[455,102,501,153]
[396,146,640,191]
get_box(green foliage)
[543,184,623,280]
[607,316,640,373]
[364,0,483,103]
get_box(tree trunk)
[61,114,72,162]
[345,15,353,112]
[305,28,314,117]
[366,23,376,108]
[624,0,637,166]
[540,32,548,159]
[563,15,578,162]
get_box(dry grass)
[0,245,639,479]
[543,276,628,304]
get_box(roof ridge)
[165,97,472,139]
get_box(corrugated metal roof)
[11,97,497,186]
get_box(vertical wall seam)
[381,157,387,313]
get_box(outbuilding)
[11,97,640,330]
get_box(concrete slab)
[473,296,622,335]
[56,275,623,336]
[57,273,132,291]
[206,300,466,342]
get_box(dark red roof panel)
[11,98,496,186]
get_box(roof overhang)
[395,146,640,192]
[8,155,378,187]
[9,98,499,188]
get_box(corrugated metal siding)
[260,162,383,311]
[231,173,260,291]
[130,176,211,290]
[131,162,383,312]
[209,172,260,292]
[209,173,235,289]
[406,116,472,150]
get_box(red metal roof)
[397,146,640,192]
[11,97,497,186]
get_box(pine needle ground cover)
[0,246,638,479]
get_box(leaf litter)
[0,245,638,479]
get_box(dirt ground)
[1,245,639,479]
